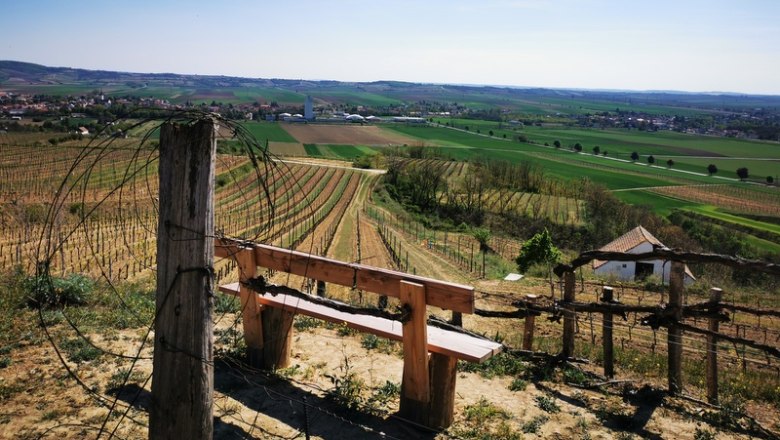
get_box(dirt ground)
[282,124,419,146]
[1,317,771,440]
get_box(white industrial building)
[593,226,695,285]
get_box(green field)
[240,121,298,143]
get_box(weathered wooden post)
[150,119,216,440]
[601,286,615,378]
[668,261,685,395]
[522,294,538,351]
[707,287,723,404]
[562,271,576,359]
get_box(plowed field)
[282,124,418,145]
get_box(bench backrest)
[215,239,475,313]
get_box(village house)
[593,226,695,285]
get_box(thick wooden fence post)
[601,286,614,378]
[399,281,430,425]
[151,120,216,440]
[428,352,457,429]
[562,271,576,359]
[707,287,723,404]
[523,294,538,351]
[237,248,264,367]
[668,261,685,395]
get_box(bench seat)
[219,282,502,363]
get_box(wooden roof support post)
[150,120,216,440]
[399,280,431,425]
[236,248,264,368]
[668,261,685,396]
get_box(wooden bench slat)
[216,241,475,313]
[218,283,501,363]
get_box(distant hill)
[2,60,780,114]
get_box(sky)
[1,0,779,95]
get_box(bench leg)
[399,281,430,425]
[261,307,294,370]
[429,353,457,429]
[237,248,264,368]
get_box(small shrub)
[106,368,146,392]
[521,414,549,434]
[25,273,93,308]
[361,334,380,350]
[563,366,588,385]
[0,357,10,368]
[325,356,365,410]
[508,377,527,391]
[535,394,561,413]
[60,337,102,363]
[367,380,400,412]
[294,316,322,331]
[214,293,240,313]
[694,427,717,440]
[336,324,358,337]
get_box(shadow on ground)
[110,359,438,439]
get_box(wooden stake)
[562,271,576,359]
[707,287,722,404]
[668,261,684,396]
[602,286,614,378]
[150,119,216,440]
[522,294,537,351]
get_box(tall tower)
[304,95,314,120]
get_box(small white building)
[593,226,695,285]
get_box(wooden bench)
[215,240,502,429]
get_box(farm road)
[273,158,385,174]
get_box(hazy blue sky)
[2,0,779,94]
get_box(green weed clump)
[60,337,102,363]
[535,394,561,413]
[451,397,522,440]
[24,273,93,308]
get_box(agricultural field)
[282,123,418,146]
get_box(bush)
[24,273,93,308]
[60,337,102,363]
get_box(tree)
[472,227,492,253]
[553,140,561,148]
[592,145,600,155]
[707,164,718,175]
[737,167,749,181]
[488,130,494,137]
[603,151,608,156]
[574,143,583,152]
[767,176,775,184]
[647,155,655,165]
[666,159,674,168]
[516,229,561,297]
[631,151,639,161]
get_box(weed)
[367,380,400,412]
[41,410,60,421]
[563,366,588,385]
[0,357,10,369]
[535,394,561,413]
[293,316,322,331]
[60,337,102,363]
[325,355,365,410]
[458,353,527,379]
[277,364,301,379]
[214,293,240,313]
[24,272,93,308]
[615,433,635,440]
[336,323,358,337]
[106,368,146,392]
[693,427,717,440]
[452,398,521,440]
[508,377,527,391]
[361,334,380,350]
[521,414,549,433]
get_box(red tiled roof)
[593,226,664,269]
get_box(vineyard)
[2,123,780,439]
[651,184,780,218]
